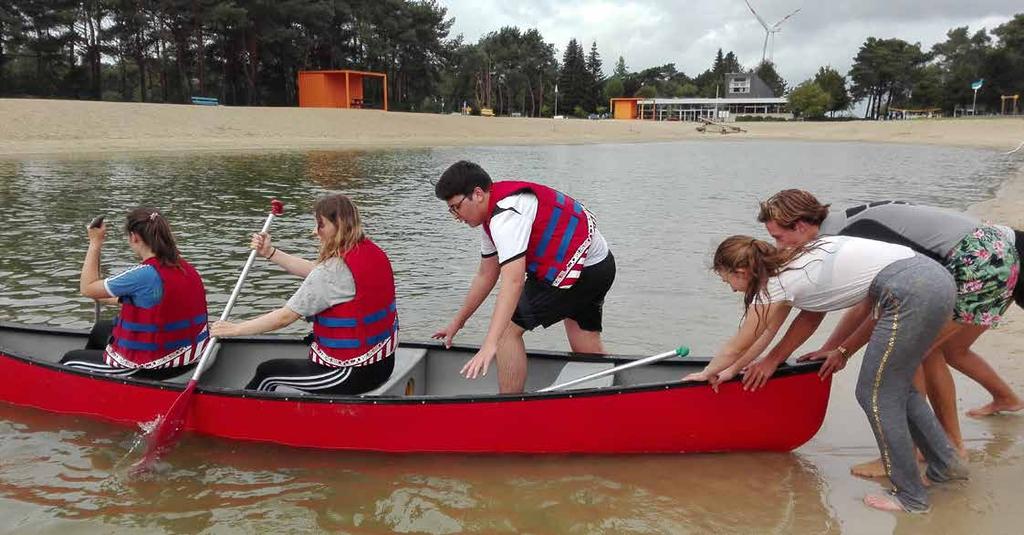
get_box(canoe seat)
[546,361,615,390]
[364,346,428,396]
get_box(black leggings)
[246,354,395,395]
[59,320,195,381]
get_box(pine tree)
[585,41,603,111]
[613,55,627,78]
[557,38,588,115]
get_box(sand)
[1,98,1021,157]
[2,97,1024,532]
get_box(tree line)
[1,2,1021,118]
[790,14,1024,119]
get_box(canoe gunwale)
[0,321,825,405]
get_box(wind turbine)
[744,1,801,64]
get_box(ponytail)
[713,235,811,325]
[124,207,181,267]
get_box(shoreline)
[2,98,1022,158]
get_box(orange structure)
[297,70,388,111]
[609,97,640,119]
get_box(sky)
[437,1,1019,86]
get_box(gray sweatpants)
[855,255,966,512]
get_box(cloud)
[439,0,1018,85]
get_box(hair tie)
[149,212,159,221]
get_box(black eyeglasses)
[447,195,469,216]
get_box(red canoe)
[0,322,831,454]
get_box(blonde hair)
[757,189,830,229]
[313,194,365,263]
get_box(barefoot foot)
[864,494,905,512]
[967,399,1024,418]
[851,458,887,478]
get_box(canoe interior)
[0,322,812,399]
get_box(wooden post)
[345,71,351,109]
[382,73,388,111]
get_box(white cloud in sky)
[438,0,1018,86]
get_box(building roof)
[640,97,788,105]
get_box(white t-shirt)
[764,235,915,312]
[480,192,609,266]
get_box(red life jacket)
[106,258,209,369]
[309,239,399,367]
[484,180,594,288]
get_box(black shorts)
[512,252,615,332]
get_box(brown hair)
[313,194,365,263]
[124,207,181,267]
[757,189,830,229]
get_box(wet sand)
[1,98,1023,532]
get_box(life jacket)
[106,258,209,369]
[483,180,594,288]
[309,239,399,367]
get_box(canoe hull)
[0,347,830,454]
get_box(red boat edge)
[0,322,832,454]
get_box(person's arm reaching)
[460,257,525,379]
[432,255,500,347]
[741,310,826,391]
[685,302,791,390]
[211,307,302,337]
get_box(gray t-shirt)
[819,201,979,262]
[285,258,357,317]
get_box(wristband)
[267,247,277,260]
[836,345,850,359]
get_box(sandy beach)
[1,98,1022,157]
[2,98,1024,532]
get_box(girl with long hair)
[62,207,209,380]
[212,194,397,395]
[691,234,967,513]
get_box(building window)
[730,77,750,94]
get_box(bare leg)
[496,323,527,393]
[940,323,1024,417]
[564,318,605,354]
[921,348,965,456]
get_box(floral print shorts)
[946,225,1019,327]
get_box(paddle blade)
[132,380,197,473]
[271,199,284,216]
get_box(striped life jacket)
[106,258,209,369]
[309,239,399,367]
[484,180,593,288]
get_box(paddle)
[133,199,284,471]
[537,346,689,392]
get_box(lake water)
[0,141,1020,533]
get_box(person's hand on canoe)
[797,348,848,379]
[742,358,780,391]
[682,369,722,392]
[461,342,497,379]
[431,319,463,348]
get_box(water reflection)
[0,403,838,534]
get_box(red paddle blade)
[132,380,197,472]
[271,199,284,216]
